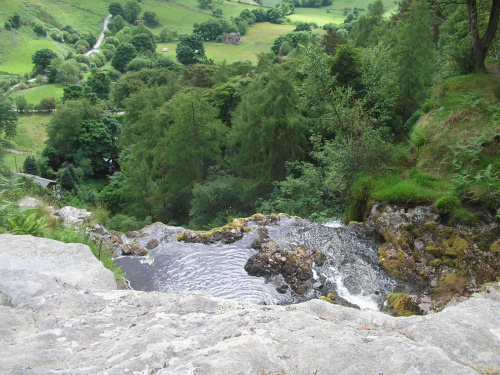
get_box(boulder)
[0,234,499,374]
[224,32,241,45]
[245,240,313,293]
[53,206,92,228]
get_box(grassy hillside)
[348,73,500,223]
[9,84,65,105]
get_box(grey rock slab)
[0,235,499,375]
[0,234,116,306]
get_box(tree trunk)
[467,0,500,72]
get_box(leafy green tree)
[109,2,124,16]
[294,22,312,32]
[108,15,126,35]
[82,32,97,49]
[38,97,57,112]
[205,82,241,126]
[176,34,206,64]
[15,96,28,113]
[0,99,18,138]
[32,49,58,73]
[23,156,40,176]
[62,85,84,102]
[129,32,157,53]
[56,59,82,84]
[330,43,364,96]
[193,18,237,41]
[122,0,142,23]
[267,8,284,24]
[143,11,159,25]
[158,27,179,42]
[86,72,111,100]
[259,162,337,220]
[389,0,435,122]
[111,42,138,71]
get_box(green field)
[0,31,55,74]
[9,84,65,106]
[288,7,346,26]
[157,23,297,63]
[2,152,31,173]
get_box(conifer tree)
[23,156,40,176]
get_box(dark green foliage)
[38,97,57,112]
[205,83,241,126]
[229,66,307,197]
[109,2,124,16]
[23,156,40,176]
[271,31,312,54]
[58,165,80,190]
[294,22,312,32]
[111,43,138,72]
[251,9,268,22]
[122,0,142,23]
[32,49,58,73]
[82,32,97,49]
[63,85,84,102]
[259,162,338,220]
[130,33,157,53]
[267,8,284,24]
[189,170,248,229]
[5,13,21,29]
[143,11,159,25]
[108,15,126,35]
[330,43,364,95]
[86,72,111,100]
[193,18,237,41]
[176,34,206,64]
[0,99,18,138]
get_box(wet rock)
[177,220,248,244]
[369,203,500,313]
[122,243,148,256]
[313,282,323,290]
[146,239,159,250]
[125,231,139,239]
[245,241,313,293]
[385,293,423,317]
[312,251,327,266]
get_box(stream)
[115,216,398,310]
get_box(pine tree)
[390,0,435,122]
[23,156,40,176]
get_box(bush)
[33,23,47,36]
[108,214,152,232]
[435,194,461,215]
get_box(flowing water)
[116,217,397,310]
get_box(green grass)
[288,7,346,26]
[2,153,31,173]
[14,113,50,152]
[9,84,65,105]
[157,23,297,63]
[0,30,55,74]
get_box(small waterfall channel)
[115,216,397,310]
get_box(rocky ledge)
[1,234,500,374]
[368,203,500,315]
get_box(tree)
[108,15,126,35]
[193,18,237,41]
[466,0,500,72]
[39,97,57,112]
[0,99,17,138]
[390,0,435,122]
[129,32,157,53]
[123,0,142,23]
[23,156,40,176]
[176,34,206,64]
[143,11,159,25]
[294,22,312,32]
[229,66,307,197]
[32,49,58,73]
[111,42,138,71]
[56,59,82,84]
[267,8,284,24]
[58,165,80,190]
[15,96,28,113]
[62,85,84,102]
[109,2,124,16]
[86,72,111,100]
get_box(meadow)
[9,84,65,106]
